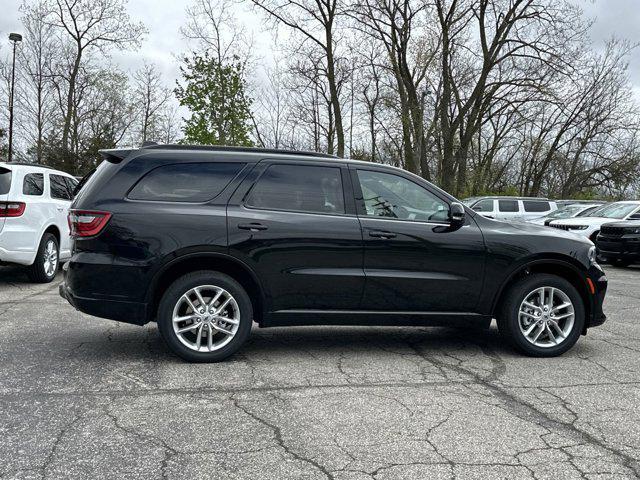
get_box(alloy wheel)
[171,285,240,352]
[43,240,58,278]
[518,286,575,348]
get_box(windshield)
[544,205,584,220]
[0,168,11,195]
[590,202,640,219]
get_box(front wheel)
[157,271,253,362]
[497,274,585,357]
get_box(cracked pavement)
[1,265,639,479]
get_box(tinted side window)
[129,163,244,202]
[64,176,78,196]
[498,200,518,212]
[246,164,345,214]
[356,170,449,222]
[523,200,550,212]
[23,173,44,196]
[0,168,11,195]
[473,199,494,212]
[50,174,73,200]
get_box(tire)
[497,274,585,357]
[27,233,59,283]
[157,271,253,362]
[610,258,632,268]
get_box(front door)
[352,167,486,313]
[227,161,364,315]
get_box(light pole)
[7,33,22,163]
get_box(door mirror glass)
[450,202,465,225]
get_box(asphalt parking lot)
[1,266,639,479]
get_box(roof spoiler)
[99,148,134,164]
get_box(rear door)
[48,173,75,256]
[0,166,11,233]
[227,160,364,315]
[495,199,519,221]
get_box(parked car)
[463,196,558,221]
[0,162,78,282]
[555,199,606,208]
[549,201,640,242]
[528,203,603,226]
[596,221,640,267]
[60,145,607,361]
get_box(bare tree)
[132,63,172,144]
[17,1,57,162]
[44,0,145,170]
[250,0,346,156]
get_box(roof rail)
[0,161,57,170]
[140,143,339,159]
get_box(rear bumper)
[59,281,148,325]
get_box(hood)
[478,215,592,245]
[601,220,640,228]
[551,216,612,227]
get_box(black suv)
[597,221,640,267]
[60,145,607,361]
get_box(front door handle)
[238,223,268,232]
[369,230,396,239]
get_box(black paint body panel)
[61,147,607,331]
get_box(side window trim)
[241,161,353,217]
[350,166,451,224]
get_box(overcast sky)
[1,0,639,96]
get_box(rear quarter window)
[0,168,11,195]
[128,162,244,202]
[23,173,44,196]
[523,200,550,212]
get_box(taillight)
[68,210,112,237]
[0,201,26,217]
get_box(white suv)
[549,201,640,242]
[464,196,558,221]
[0,162,78,282]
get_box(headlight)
[572,225,589,230]
[588,246,597,265]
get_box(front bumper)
[596,234,640,260]
[587,265,607,329]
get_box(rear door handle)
[238,223,268,232]
[368,230,396,239]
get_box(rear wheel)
[497,274,585,357]
[27,233,59,283]
[157,271,253,362]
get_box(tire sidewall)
[501,274,585,357]
[157,271,253,362]
[28,233,59,283]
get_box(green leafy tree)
[175,53,253,146]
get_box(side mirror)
[449,202,465,225]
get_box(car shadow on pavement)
[0,265,61,284]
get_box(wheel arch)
[42,224,61,245]
[491,257,592,330]
[146,253,266,324]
